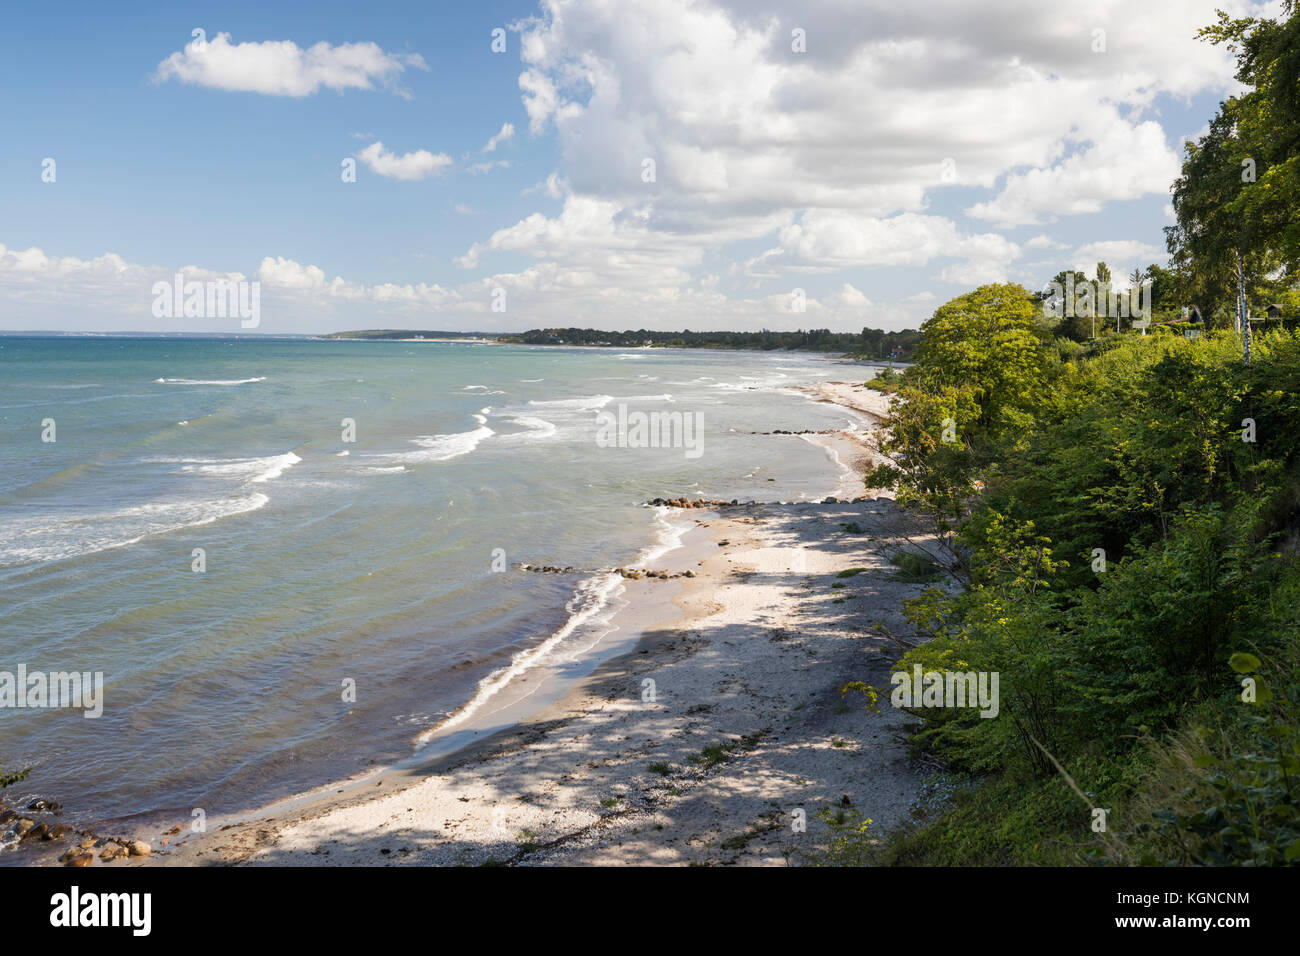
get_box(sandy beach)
[111,379,941,867]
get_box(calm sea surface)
[0,336,871,830]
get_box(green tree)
[910,283,1048,432]
[1042,270,1095,341]
[1167,3,1300,324]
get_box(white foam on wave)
[419,570,626,740]
[637,504,694,566]
[154,377,266,386]
[500,414,558,441]
[0,493,270,567]
[419,501,695,740]
[528,394,614,410]
[376,426,494,464]
[710,376,790,392]
[153,452,302,484]
[798,433,853,498]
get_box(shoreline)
[44,379,937,867]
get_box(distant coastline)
[323,326,920,361]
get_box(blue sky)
[0,0,1273,333]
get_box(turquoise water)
[0,336,865,828]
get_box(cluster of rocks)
[1,799,151,866]
[59,838,151,867]
[645,497,751,509]
[614,567,695,580]
[521,564,695,580]
[753,429,836,435]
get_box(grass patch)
[887,551,941,582]
[836,567,868,579]
[688,730,769,770]
[516,829,542,853]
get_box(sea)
[0,335,874,836]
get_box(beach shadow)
[205,500,942,867]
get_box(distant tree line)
[497,326,921,358]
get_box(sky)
[0,0,1279,334]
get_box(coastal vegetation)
[497,326,921,358]
[858,297,1300,865]
[837,1,1300,868]
[846,4,1300,865]
[325,325,922,359]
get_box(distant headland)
[323,326,921,360]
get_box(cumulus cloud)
[455,195,701,288]
[0,244,154,291]
[0,238,914,332]
[1071,240,1167,271]
[483,122,515,152]
[154,32,428,97]
[510,0,1255,233]
[523,172,569,199]
[356,142,452,181]
[828,283,871,308]
[966,117,1182,227]
[428,0,1262,324]
[747,211,1021,286]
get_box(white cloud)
[154,33,428,98]
[0,244,153,289]
[751,211,1021,285]
[966,117,1182,227]
[512,0,1256,235]
[454,195,700,287]
[444,0,1263,323]
[829,283,871,308]
[0,238,926,332]
[1071,240,1167,272]
[356,142,452,181]
[483,122,515,152]
[523,172,569,199]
